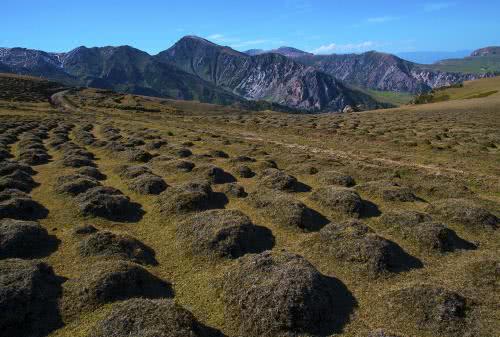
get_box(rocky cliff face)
[293,51,490,93]
[156,36,383,112]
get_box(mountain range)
[0,36,496,113]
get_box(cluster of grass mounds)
[310,220,421,277]
[374,285,473,337]
[426,199,498,229]
[177,209,274,258]
[55,173,101,196]
[118,165,167,195]
[77,166,106,180]
[0,74,65,101]
[73,125,97,146]
[145,139,168,150]
[122,137,145,147]
[208,149,229,158]
[100,125,122,141]
[220,182,247,198]
[406,172,476,199]
[0,219,57,258]
[222,250,353,337]
[89,298,222,337]
[172,147,193,158]
[17,132,51,165]
[60,142,96,168]
[153,157,196,173]
[129,173,167,194]
[380,210,475,253]
[0,259,63,337]
[235,164,255,178]
[48,123,73,149]
[248,191,328,231]
[258,168,303,191]
[155,181,222,215]
[0,189,48,220]
[311,186,363,217]
[192,164,236,184]
[76,228,157,265]
[230,155,257,164]
[0,159,38,193]
[103,141,125,152]
[121,148,153,163]
[62,260,172,317]
[317,170,356,187]
[356,180,418,202]
[76,186,143,221]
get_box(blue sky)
[2,0,499,55]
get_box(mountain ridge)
[0,36,496,111]
[156,36,383,112]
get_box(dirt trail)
[51,90,76,113]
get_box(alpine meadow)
[0,1,499,337]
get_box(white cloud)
[423,2,455,12]
[367,16,400,23]
[204,34,286,50]
[232,40,271,48]
[207,34,224,40]
[311,41,377,54]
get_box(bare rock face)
[292,51,492,93]
[157,36,383,112]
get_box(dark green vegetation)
[0,73,498,337]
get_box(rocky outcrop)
[156,36,383,112]
[293,51,491,93]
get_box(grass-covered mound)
[0,219,58,258]
[427,199,498,229]
[222,250,355,337]
[89,298,223,337]
[62,260,172,317]
[177,209,274,258]
[0,259,63,337]
[77,229,157,265]
[248,191,328,231]
[373,285,473,337]
[307,220,422,277]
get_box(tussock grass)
[0,73,498,337]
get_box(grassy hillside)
[0,74,498,337]
[363,88,414,106]
[413,76,500,104]
[426,55,500,74]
